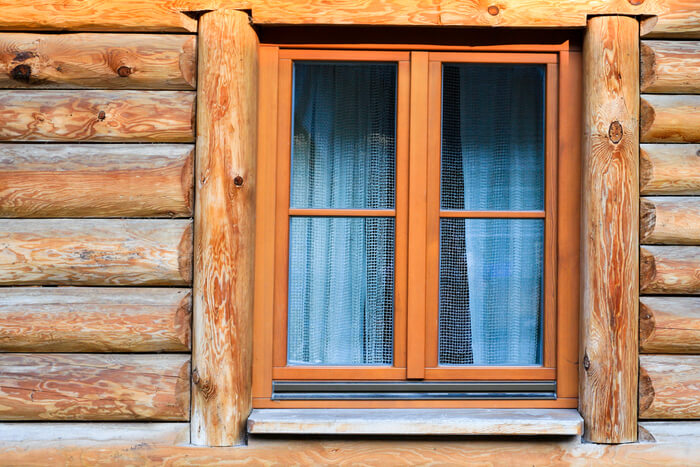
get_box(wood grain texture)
[0,353,190,421]
[0,33,196,89]
[641,95,700,143]
[580,15,639,444]
[0,287,191,352]
[0,90,194,142]
[638,421,700,443]
[640,144,700,195]
[0,144,193,217]
[643,1,700,39]
[639,355,700,419]
[640,197,700,245]
[641,41,700,94]
[640,297,700,354]
[191,9,258,447]
[640,246,700,294]
[0,219,192,286]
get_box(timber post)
[580,15,639,443]
[191,9,258,446]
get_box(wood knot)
[628,0,644,4]
[97,110,106,121]
[233,175,244,187]
[192,368,216,400]
[608,121,623,144]
[583,353,591,371]
[487,5,499,15]
[117,66,133,77]
[10,64,31,83]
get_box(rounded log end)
[638,367,655,415]
[175,292,193,350]
[181,148,195,214]
[640,198,657,243]
[640,98,655,138]
[639,302,656,346]
[178,223,193,284]
[640,42,656,92]
[639,148,653,193]
[640,248,656,291]
[180,36,198,88]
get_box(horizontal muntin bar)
[439,210,545,218]
[273,392,556,400]
[289,208,395,217]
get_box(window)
[253,38,580,409]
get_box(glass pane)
[291,62,397,210]
[288,217,395,365]
[439,218,543,366]
[441,63,545,211]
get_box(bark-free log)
[640,197,700,245]
[641,41,700,93]
[0,33,196,89]
[640,297,700,354]
[0,144,193,217]
[642,1,700,39]
[639,355,700,419]
[580,16,638,444]
[640,144,700,195]
[191,9,257,446]
[641,95,700,143]
[0,219,192,286]
[0,354,190,421]
[0,287,191,352]
[0,90,194,142]
[640,246,700,294]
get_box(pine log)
[580,16,638,444]
[0,287,191,352]
[0,33,196,89]
[0,90,194,142]
[640,95,700,143]
[640,246,700,294]
[640,297,700,354]
[640,197,700,245]
[0,219,192,286]
[642,1,700,39]
[0,144,193,217]
[641,41,700,94]
[0,353,190,421]
[639,355,700,419]
[640,144,700,195]
[638,421,700,444]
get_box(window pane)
[288,217,395,365]
[441,63,545,211]
[291,62,397,210]
[439,218,543,366]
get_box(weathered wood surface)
[638,421,700,444]
[639,355,700,419]
[640,144,700,195]
[640,297,700,354]
[641,41,700,94]
[0,354,190,421]
[0,33,196,89]
[640,197,700,245]
[0,219,192,286]
[0,144,193,218]
[643,1,700,39]
[640,246,700,294]
[0,287,191,352]
[580,15,638,444]
[641,95,700,143]
[0,90,194,142]
[192,9,258,447]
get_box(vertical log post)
[191,9,258,446]
[580,15,639,444]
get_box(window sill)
[247,408,583,436]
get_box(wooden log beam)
[0,34,196,89]
[192,9,257,446]
[639,355,700,419]
[641,95,700,143]
[0,144,194,218]
[0,287,191,352]
[641,41,700,94]
[640,246,700,294]
[638,421,700,443]
[640,197,700,245]
[640,297,700,354]
[0,90,194,142]
[580,15,638,444]
[0,354,190,421]
[642,1,700,39]
[640,144,700,195]
[0,219,192,286]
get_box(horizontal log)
[0,287,191,352]
[0,219,192,286]
[0,34,196,89]
[640,144,700,195]
[640,246,700,294]
[641,95,700,143]
[641,41,700,93]
[640,297,700,354]
[0,353,190,421]
[639,355,700,419]
[0,144,194,217]
[638,421,700,443]
[643,1,700,39]
[640,197,700,245]
[0,90,194,142]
